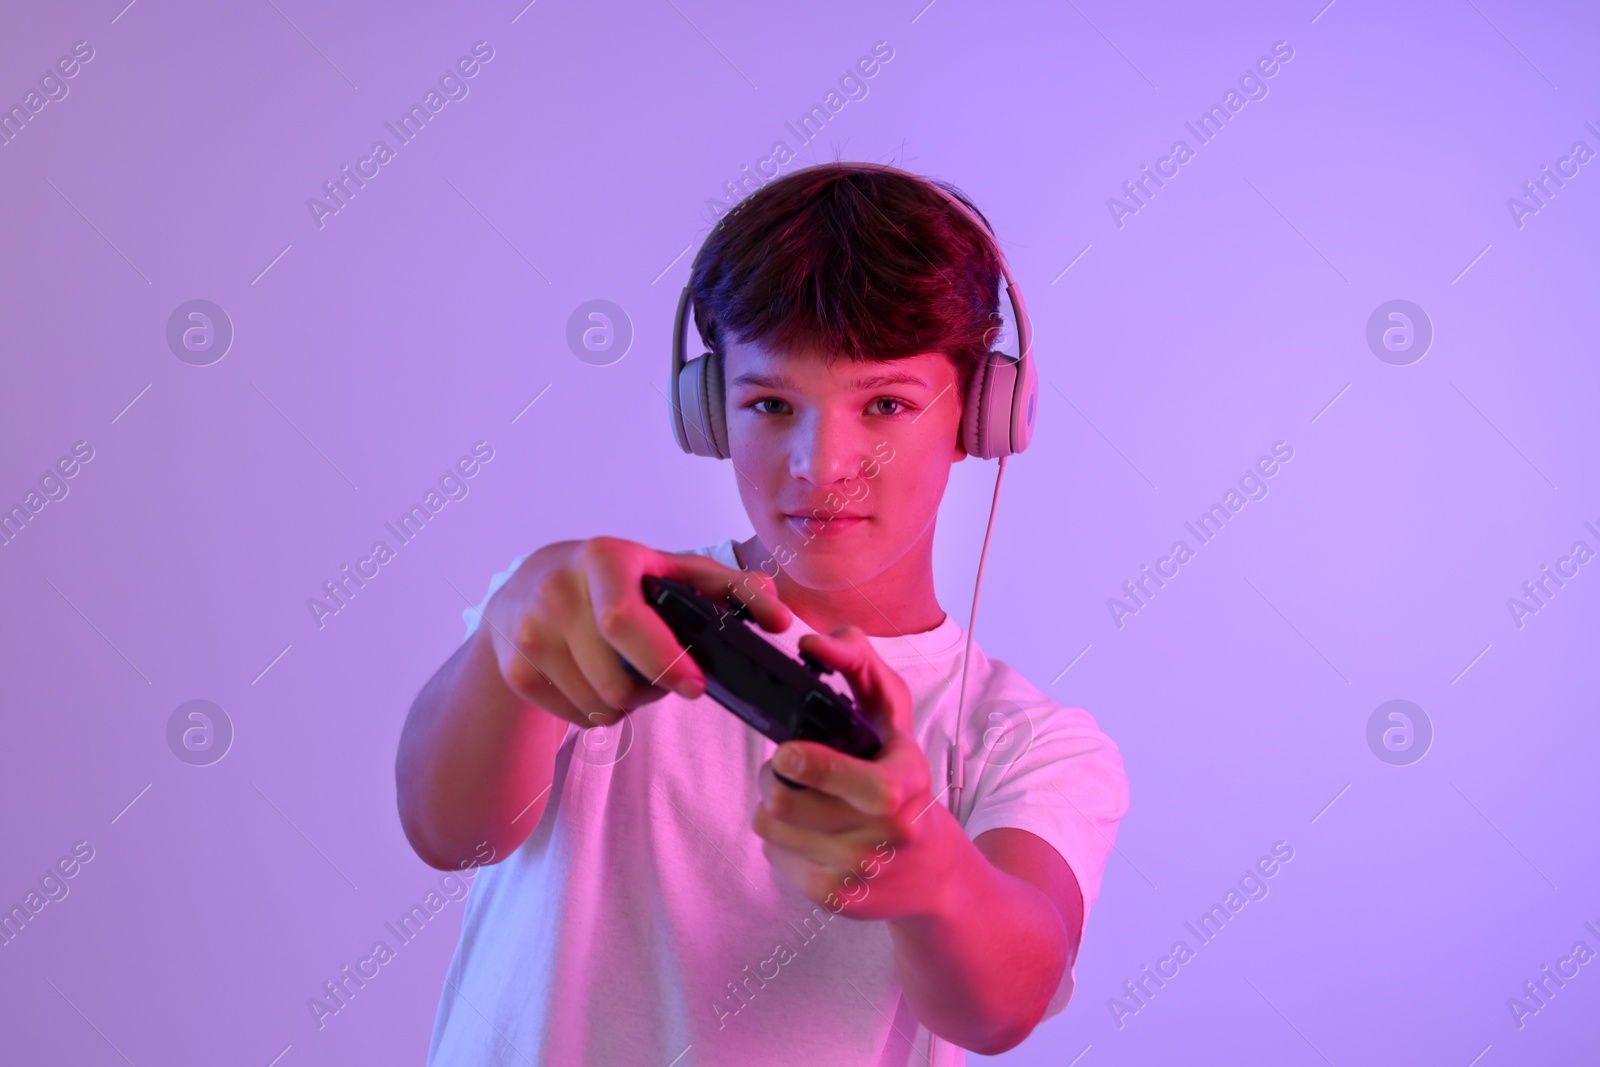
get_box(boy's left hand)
[752,625,970,922]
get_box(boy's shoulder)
[680,538,739,567]
[965,649,1112,743]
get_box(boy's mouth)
[784,513,868,538]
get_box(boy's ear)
[948,352,971,461]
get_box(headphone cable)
[946,453,1008,823]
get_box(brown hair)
[689,163,1002,404]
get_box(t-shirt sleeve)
[462,553,532,642]
[959,700,1130,1020]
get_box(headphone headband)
[670,162,1037,460]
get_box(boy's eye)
[746,397,913,416]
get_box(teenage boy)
[397,163,1129,1066]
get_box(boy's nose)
[788,413,866,487]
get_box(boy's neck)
[732,527,949,638]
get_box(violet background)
[1,1,1596,1064]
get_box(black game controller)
[619,574,882,788]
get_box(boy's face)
[723,338,967,590]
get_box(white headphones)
[668,162,1038,461]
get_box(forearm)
[886,826,1070,1054]
[395,622,568,869]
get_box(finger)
[659,550,793,635]
[757,760,865,834]
[796,627,916,736]
[496,633,627,729]
[583,540,709,697]
[565,574,683,711]
[565,626,674,713]
[769,737,916,819]
[758,840,880,918]
[584,543,793,697]
[752,802,864,873]
[759,839,832,901]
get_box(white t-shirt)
[426,540,1129,1067]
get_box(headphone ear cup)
[1010,339,1038,455]
[963,351,1021,459]
[676,352,729,458]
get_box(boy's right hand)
[479,537,792,730]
